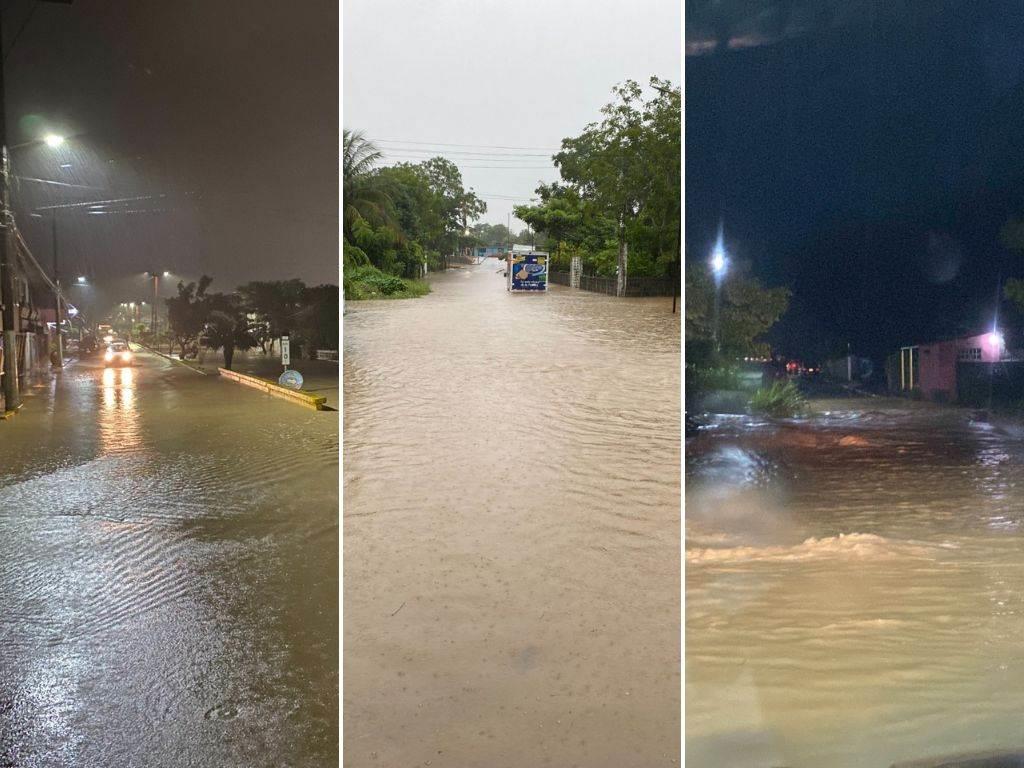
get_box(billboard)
[508,252,548,292]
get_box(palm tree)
[343,129,402,266]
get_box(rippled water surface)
[0,352,338,766]
[344,262,680,766]
[687,400,1024,767]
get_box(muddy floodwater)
[344,262,680,766]
[0,351,338,766]
[687,399,1024,767]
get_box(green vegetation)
[343,129,485,299]
[749,381,807,418]
[685,262,790,367]
[166,277,338,368]
[343,265,431,300]
[512,78,680,293]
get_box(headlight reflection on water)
[100,367,142,455]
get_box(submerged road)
[344,261,681,767]
[0,349,338,766]
[688,399,1024,767]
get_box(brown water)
[687,400,1024,767]
[0,351,338,766]
[343,261,681,767]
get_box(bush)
[749,381,807,418]
[344,265,430,301]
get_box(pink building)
[897,332,1005,402]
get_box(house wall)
[919,339,959,401]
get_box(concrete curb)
[218,368,327,410]
[130,342,209,375]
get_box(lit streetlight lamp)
[710,224,729,354]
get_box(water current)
[344,261,681,767]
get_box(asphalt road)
[0,348,338,767]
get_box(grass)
[749,380,808,418]
[343,266,431,300]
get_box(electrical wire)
[373,138,561,151]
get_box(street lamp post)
[0,0,72,410]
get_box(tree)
[237,280,307,353]
[550,78,680,293]
[293,284,339,358]
[685,261,790,367]
[202,293,254,370]
[165,276,212,358]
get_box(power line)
[379,147,554,158]
[373,138,561,151]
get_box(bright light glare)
[43,134,65,148]
[77,276,86,283]
[710,224,728,278]
[162,271,170,277]
[986,331,1004,349]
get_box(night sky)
[686,0,1024,362]
[2,0,337,318]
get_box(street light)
[710,223,729,354]
[43,134,65,149]
[145,270,172,336]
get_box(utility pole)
[52,214,62,367]
[0,8,19,410]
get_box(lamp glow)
[43,134,65,148]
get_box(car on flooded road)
[103,341,134,367]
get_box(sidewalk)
[207,350,339,409]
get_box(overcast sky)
[6,0,337,306]
[343,0,680,230]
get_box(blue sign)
[279,369,304,390]
[509,254,548,291]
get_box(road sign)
[281,335,290,366]
[279,369,303,390]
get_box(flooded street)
[0,351,338,766]
[687,400,1024,767]
[344,262,680,766]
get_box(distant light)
[986,331,1004,349]
[710,224,728,279]
[67,306,78,317]
[60,163,72,170]
[129,302,135,308]
[162,271,170,277]
[43,134,65,148]
[77,276,86,283]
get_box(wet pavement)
[344,260,680,767]
[687,399,1024,767]
[0,349,338,766]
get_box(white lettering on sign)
[281,336,290,366]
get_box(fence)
[549,271,677,297]
[316,349,339,362]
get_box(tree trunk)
[616,225,628,297]
[223,343,234,370]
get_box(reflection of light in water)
[100,367,143,454]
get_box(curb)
[130,342,209,375]
[0,403,23,420]
[218,368,327,410]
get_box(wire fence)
[549,271,677,297]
